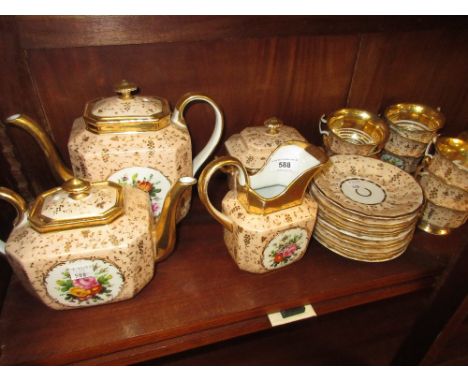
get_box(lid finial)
[62,178,92,200]
[114,80,138,100]
[264,117,283,135]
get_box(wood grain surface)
[347,29,468,135]
[16,16,468,49]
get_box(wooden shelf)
[1,185,467,365]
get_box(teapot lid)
[224,117,306,172]
[28,178,125,233]
[83,80,171,134]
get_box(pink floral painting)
[56,264,113,303]
[264,230,306,269]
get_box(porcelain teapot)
[198,141,328,273]
[0,175,195,310]
[5,80,223,220]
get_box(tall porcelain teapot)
[6,80,223,219]
[0,175,196,310]
[198,141,328,273]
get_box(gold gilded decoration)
[62,178,92,200]
[5,114,74,182]
[114,80,138,100]
[28,180,125,233]
[153,177,197,262]
[435,136,467,167]
[83,81,171,134]
[384,103,444,134]
[199,141,328,232]
[320,108,389,156]
[264,117,283,135]
[0,187,27,226]
[417,220,452,236]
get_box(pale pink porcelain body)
[221,191,318,274]
[5,187,155,310]
[68,117,192,219]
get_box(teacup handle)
[414,154,433,179]
[414,164,429,179]
[172,93,224,176]
[198,156,249,232]
[368,145,383,157]
[318,114,329,136]
[424,134,440,161]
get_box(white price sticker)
[273,157,299,171]
[68,264,95,280]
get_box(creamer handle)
[172,93,224,176]
[198,157,248,232]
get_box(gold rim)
[435,136,468,168]
[83,81,172,134]
[315,221,414,251]
[317,212,416,238]
[313,156,423,219]
[316,206,418,233]
[314,226,411,254]
[325,108,389,147]
[313,230,407,262]
[28,181,125,233]
[312,188,420,228]
[384,103,445,133]
[311,183,422,221]
[235,141,328,215]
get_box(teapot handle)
[0,187,28,255]
[172,93,224,176]
[198,156,249,232]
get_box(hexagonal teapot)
[5,80,223,220]
[0,175,195,310]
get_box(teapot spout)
[5,114,74,182]
[153,176,197,262]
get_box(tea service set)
[0,81,466,310]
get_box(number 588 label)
[273,158,298,171]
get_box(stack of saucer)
[310,155,424,262]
